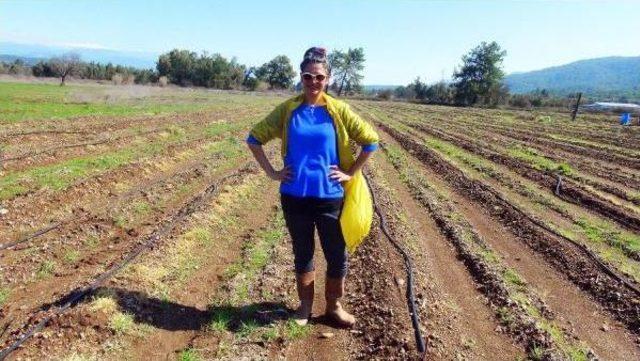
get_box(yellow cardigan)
[249,92,379,173]
[249,92,379,253]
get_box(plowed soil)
[2,89,640,360]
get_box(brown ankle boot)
[324,276,355,328]
[293,271,315,326]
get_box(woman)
[246,47,379,327]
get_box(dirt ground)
[1,91,639,360]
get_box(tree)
[256,55,295,89]
[329,48,365,96]
[50,53,82,85]
[32,61,55,77]
[425,81,455,104]
[410,77,428,100]
[134,69,158,85]
[156,49,248,89]
[453,41,507,106]
[8,59,31,76]
[156,49,197,86]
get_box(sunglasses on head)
[301,72,327,82]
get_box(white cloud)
[58,42,116,50]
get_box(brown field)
[1,81,639,360]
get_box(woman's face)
[301,63,329,97]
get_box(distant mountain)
[0,54,46,66]
[505,56,640,95]
[363,85,398,91]
[0,41,157,69]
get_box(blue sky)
[1,0,639,85]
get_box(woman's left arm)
[329,148,376,182]
[329,105,379,182]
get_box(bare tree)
[50,53,82,86]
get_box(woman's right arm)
[246,102,292,182]
[247,142,292,182]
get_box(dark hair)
[300,47,330,75]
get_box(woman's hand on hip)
[268,165,293,182]
[329,165,352,182]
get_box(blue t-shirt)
[247,103,378,199]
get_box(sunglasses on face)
[301,72,327,82]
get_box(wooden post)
[571,92,582,121]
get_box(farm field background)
[1,80,640,360]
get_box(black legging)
[280,194,349,278]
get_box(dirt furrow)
[0,117,256,242]
[372,101,640,150]
[0,165,257,355]
[1,106,265,172]
[365,151,524,360]
[380,123,640,335]
[377,137,590,359]
[405,118,640,209]
[378,128,640,359]
[401,120,640,234]
[391,110,640,194]
[354,104,640,266]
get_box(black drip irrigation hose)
[0,168,250,360]
[554,174,563,197]
[0,222,64,251]
[362,172,426,356]
[0,154,220,252]
[554,174,640,234]
[552,174,640,296]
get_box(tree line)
[1,54,159,86]
[0,47,366,96]
[0,42,585,108]
[385,41,582,108]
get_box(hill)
[0,41,157,69]
[505,56,640,95]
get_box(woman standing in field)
[246,47,379,327]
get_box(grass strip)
[383,140,594,361]
[372,108,640,278]
[0,116,255,200]
[127,172,266,301]
[0,82,281,123]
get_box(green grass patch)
[1,144,143,200]
[90,294,119,314]
[237,319,260,338]
[178,348,202,361]
[226,215,286,304]
[113,215,128,228]
[261,325,280,342]
[575,217,640,256]
[131,200,152,216]
[84,236,100,249]
[36,260,56,278]
[496,306,516,329]
[63,249,80,264]
[109,312,135,335]
[185,227,212,246]
[205,213,288,345]
[209,304,235,332]
[0,82,258,123]
[0,287,10,306]
[503,268,527,289]
[283,319,311,340]
[205,122,237,137]
[0,124,234,200]
[507,145,573,175]
[206,137,243,159]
